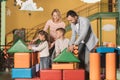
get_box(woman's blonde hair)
[51,9,62,22]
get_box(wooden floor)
[0,72,12,80]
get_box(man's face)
[67,15,78,24]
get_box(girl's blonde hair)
[51,9,62,22]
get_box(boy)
[55,28,69,57]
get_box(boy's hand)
[67,45,74,52]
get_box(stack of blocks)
[8,40,85,80]
[93,43,116,80]
[7,40,40,80]
[40,48,85,80]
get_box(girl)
[28,30,49,70]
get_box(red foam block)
[63,69,85,80]
[40,69,62,80]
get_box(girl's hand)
[28,45,32,50]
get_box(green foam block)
[53,48,80,62]
[7,39,32,53]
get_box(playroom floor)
[1,70,120,80]
[0,72,13,80]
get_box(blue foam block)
[96,47,115,53]
[12,66,36,78]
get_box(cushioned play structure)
[40,69,62,80]
[14,53,32,68]
[63,69,85,80]
[53,48,80,62]
[96,47,115,53]
[12,66,36,78]
[7,39,32,53]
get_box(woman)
[32,9,65,47]
[44,9,65,47]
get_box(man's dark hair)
[66,10,78,17]
[56,28,66,36]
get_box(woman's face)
[52,12,60,22]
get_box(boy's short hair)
[56,28,66,36]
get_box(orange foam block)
[106,53,116,80]
[107,43,116,47]
[90,53,100,80]
[52,63,74,69]
[14,53,32,68]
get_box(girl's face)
[38,34,45,41]
[52,12,60,22]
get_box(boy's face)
[56,31,63,39]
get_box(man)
[67,10,98,79]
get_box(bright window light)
[81,0,101,3]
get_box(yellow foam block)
[52,63,74,69]
[14,53,32,68]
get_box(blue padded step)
[12,66,36,79]
[96,47,115,53]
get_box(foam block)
[7,39,32,53]
[12,66,36,78]
[14,53,32,68]
[40,69,62,80]
[90,53,100,80]
[52,63,74,69]
[53,48,80,62]
[63,69,85,80]
[15,77,40,80]
[106,53,116,80]
[96,47,115,53]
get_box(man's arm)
[74,19,90,45]
[69,24,76,46]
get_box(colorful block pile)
[7,39,40,79]
[40,48,84,80]
[91,44,116,80]
[52,48,80,69]
[8,40,85,80]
